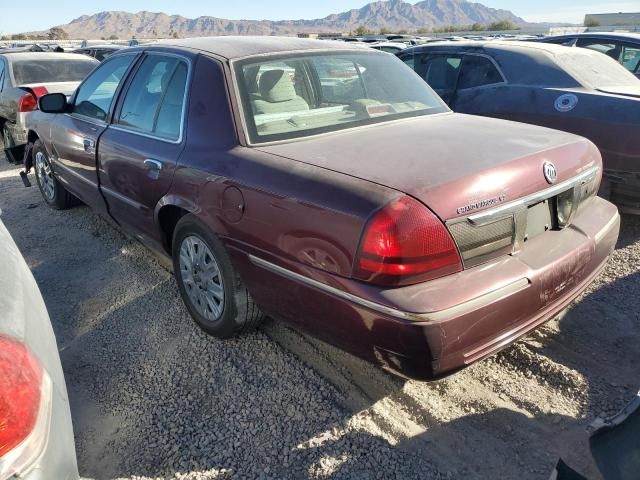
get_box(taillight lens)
[0,336,51,479]
[354,196,462,286]
[17,87,48,112]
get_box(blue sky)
[0,1,638,34]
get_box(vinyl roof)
[153,36,371,59]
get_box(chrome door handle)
[83,138,95,154]
[144,159,162,180]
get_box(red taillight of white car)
[0,335,52,479]
[354,195,462,286]
[17,86,49,113]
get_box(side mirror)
[38,93,68,114]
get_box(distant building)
[298,32,348,39]
[584,12,640,26]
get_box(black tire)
[1,123,15,162]
[32,140,75,210]
[172,214,263,338]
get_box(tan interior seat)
[252,69,309,114]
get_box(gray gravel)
[0,157,638,480]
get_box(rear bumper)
[236,196,619,380]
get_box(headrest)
[259,69,296,103]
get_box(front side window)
[458,55,503,89]
[236,51,448,143]
[73,54,135,121]
[621,45,640,74]
[117,55,188,140]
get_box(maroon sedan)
[25,37,619,380]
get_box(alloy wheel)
[35,151,55,201]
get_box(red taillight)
[354,196,462,286]
[0,336,43,458]
[17,87,48,112]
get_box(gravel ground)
[1,157,638,480]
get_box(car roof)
[404,40,578,54]
[0,52,97,62]
[152,36,376,59]
[544,32,640,42]
[75,44,125,50]
[401,40,613,88]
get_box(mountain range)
[31,0,526,39]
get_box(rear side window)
[73,54,135,121]
[622,45,640,74]
[421,55,462,90]
[11,58,97,85]
[117,54,188,141]
[458,55,503,89]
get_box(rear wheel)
[172,215,263,338]
[32,140,74,210]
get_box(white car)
[0,218,78,480]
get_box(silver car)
[0,218,78,479]
[0,52,97,153]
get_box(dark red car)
[25,37,619,380]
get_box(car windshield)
[11,58,97,85]
[556,50,640,89]
[235,51,448,143]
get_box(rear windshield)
[234,51,448,143]
[11,58,97,85]
[556,50,639,89]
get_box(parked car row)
[0,32,634,479]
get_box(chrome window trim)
[112,52,192,145]
[248,254,529,323]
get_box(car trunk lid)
[257,113,601,221]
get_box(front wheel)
[1,124,15,161]
[32,140,75,210]
[172,215,263,338]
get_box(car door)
[48,53,137,212]
[399,52,461,105]
[97,52,190,247]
